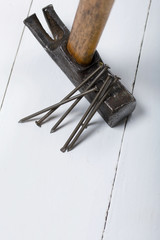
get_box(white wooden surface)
[0,0,33,107]
[103,1,160,239]
[0,0,159,240]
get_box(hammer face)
[24,4,136,127]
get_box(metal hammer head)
[24,4,136,127]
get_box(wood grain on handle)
[67,0,115,65]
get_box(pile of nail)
[19,63,119,152]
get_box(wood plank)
[103,0,160,239]
[0,0,149,240]
[0,0,33,107]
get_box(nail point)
[60,147,66,153]
[67,147,72,152]
[50,128,55,133]
[18,119,24,123]
[35,121,41,127]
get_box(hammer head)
[24,4,136,127]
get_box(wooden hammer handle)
[67,0,114,65]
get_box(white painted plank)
[0,0,33,106]
[0,0,149,240]
[103,0,160,240]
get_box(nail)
[60,74,112,152]
[51,65,108,133]
[68,77,118,151]
[35,110,54,127]
[34,63,104,126]
[19,87,97,123]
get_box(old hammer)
[20,0,136,150]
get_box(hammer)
[20,0,136,150]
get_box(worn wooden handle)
[67,0,115,65]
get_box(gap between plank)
[101,0,152,239]
[0,0,34,112]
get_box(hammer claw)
[43,5,68,40]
